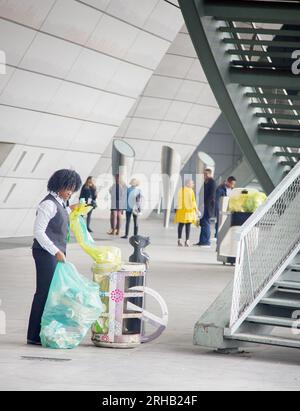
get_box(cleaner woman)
[27,169,82,345]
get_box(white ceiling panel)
[134,97,170,120]
[168,32,197,59]
[107,62,152,98]
[125,31,170,69]
[21,32,82,78]
[0,0,56,29]
[42,0,101,44]
[186,59,207,82]
[144,75,182,100]
[27,115,83,149]
[107,0,159,28]
[156,54,194,78]
[15,209,38,236]
[197,84,219,108]
[125,118,160,140]
[0,69,62,111]
[0,19,36,66]
[88,93,134,126]
[185,104,220,128]
[152,121,181,142]
[47,82,100,119]
[81,0,111,11]
[71,122,117,153]
[0,106,39,145]
[87,14,139,59]
[114,117,131,137]
[0,178,46,208]
[165,100,193,123]
[175,80,206,103]
[0,209,29,237]
[67,47,120,90]
[173,124,209,146]
[144,0,183,41]
[56,151,100,178]
[0,65,15,94]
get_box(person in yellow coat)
[175,180,199,247]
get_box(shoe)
[178,239,184,247]
[185,241,191,247]
[193,243,201,247]
[200,244,211,248]
[27,340,42,346]
[107,229,115,235]
[87,228,93,233]
[115,231,120,236]
[121,236,128,239]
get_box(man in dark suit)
[195,168,216,247]
[215,176,237,238]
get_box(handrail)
[228,159,300,334]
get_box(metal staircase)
[179,0,300,194]
[179,0,300,350]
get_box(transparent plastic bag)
[69,204,122,272]
[40,262,103,349]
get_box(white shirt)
[33,192,71,256]
[226,187,233,197]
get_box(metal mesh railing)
[229,161,300,332]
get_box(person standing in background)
[175,180,199,247]
[215,176,237,238]
[195,168,216,247]
[108,175,127,236]
[79,176,98,233]
[122,178,142,239]
[27,169,82,345]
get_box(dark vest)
[33,194,69,254]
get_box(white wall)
[0,0,184,237]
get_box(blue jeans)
[199,215,211,246]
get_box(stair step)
[247,315,295,328]
[260,297,300,308]
[226,333,300,349]
[275,281,300,291]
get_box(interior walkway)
[1,216,300,391]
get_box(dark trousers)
[125,211,138,237]
[87,209,93,230]
[178,223,191,241]
[27,249,57,343]
[199,213,211,246]
[110,210,122,231]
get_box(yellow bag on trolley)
[229,190,267,213]
[69,204,122,273]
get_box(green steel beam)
[230,68,300,90]
[179,0,275,193]
[280,160,298,167]
[258,130,300,148]
[274,151,300,158]
[224,38,300,48]
[246,93,300,101]
[256,113,300,120]
[251,103,300,111]
[203,0,300,24]
[219,27,300,38]
[227,50,294,59]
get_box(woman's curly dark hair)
[47,169,82,193]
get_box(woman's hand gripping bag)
[40,262,103,349]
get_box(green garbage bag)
[40,262,103,349]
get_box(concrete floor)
[1,216,300,391]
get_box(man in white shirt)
[27,169,82,346]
